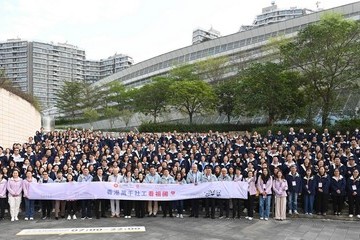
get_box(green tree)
[104,107,120,129]
[197,56,228,82]
[280,13,360,127]
[168,63,200,81]
[134,77,171,123]
[120,109,133,127]
[214,78,239,123]
[238,62,304,125]
[83,108,99,129]
[170,80,217,124]
[55,81,83,119]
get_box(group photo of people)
[0,127,359,223]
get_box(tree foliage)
[238,62,305,125]
[169,80,217,124]
[134,77,171,123]
[280,13,360,127]
[55,81,83,119]
[214,78,240,123]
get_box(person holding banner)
[77,168,93,219]
[175,172,186,218]
[145,166,161,217]
[66,174,77,220]
[7,169,23,221]
[122,170,135,219]
[108,167,121,218]
[135,173,146,218]
[160,168,175,217]
[257,167,273,221]
[218,168,232,219]
[93,168,108,219]
[39,170,53,220]
[22,170,37,220]
[54,171,67,220]
[0,172,7,220]
[186,164,202,218]
[201,165,217,219]
[232,167,244,219]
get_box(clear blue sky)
[1,0,357,62]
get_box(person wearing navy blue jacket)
[347,169,360,218]
[315,166,330,215]
[303,169,316,214]
[286,165,302,215]
[330,168,346,215]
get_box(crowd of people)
[0,127,359,222]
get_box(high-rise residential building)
[0,39,133,109]
[192,27,221,44]
[239,2,314,32]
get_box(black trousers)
[348,194,359,215]
[246,194,255,217]
[190,199,199,217]
[123,200,132,216]
[66,201,77,215]
[81,200,93,218]
[94,199,107,218]
[135,201,146,218]
[332,195,344,213]
[204,198,215,218]
[233,198,242,218]
[41,200,52,217]
[316,192,328,214]
[219,199,229,217]
[162,201,173,216]
[0,198,6,218]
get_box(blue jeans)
[288,192,298,212]
[24,198,35,218]
[303,194,314,214]
[259,195,271,218]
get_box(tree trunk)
[227,114,231,124]
[321,103,330,128]
[268,112,275,125]
[189,112,193,124]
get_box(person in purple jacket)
[315,166,330,216]
[273,170,288,221]
[245,171,256,221]
[7,169,23,221]
[22,170,37,220]
[303,168,316,215]
[257,168,273,220]
[330,168,346,216]
[0,172,7,220]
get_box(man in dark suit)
[92,168,108,219]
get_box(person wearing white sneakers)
[245,171,256,221]
[174,172,186,219]
[347,169,360,218]
[22,170,37,221]
[257,168,273,221]
[65,174,77,220]
[7,169,23,221]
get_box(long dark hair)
[261,167,270,183]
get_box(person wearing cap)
[218,168,232,219]
[202,165,218,219]
[54,170,66,220]
[160,168,175,217]
[145,165,161,217]
[92,168,108,219]
[186,164,202,218]
[286,165,302,215]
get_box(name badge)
[318,182,323,188]
[292,181,296,187]
[352,185,357,191]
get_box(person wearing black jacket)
[92,168,108,219]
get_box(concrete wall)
[0,88,41,148]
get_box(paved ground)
[3,215,360,240]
